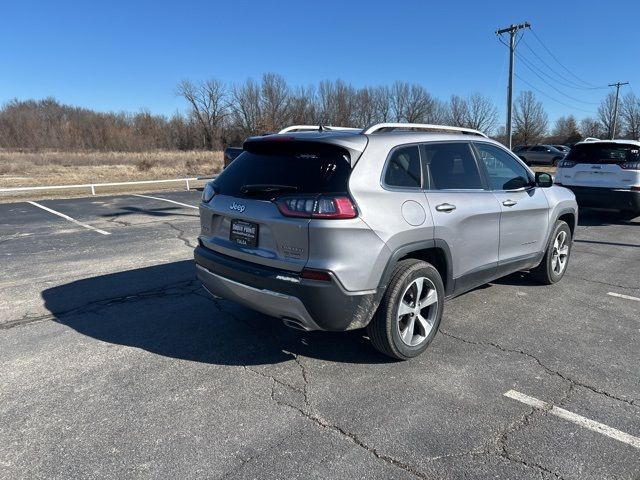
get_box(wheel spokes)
[400,316,416,344]
[396,276,439,347]
[397,300,413,317]
[420,289,438,308]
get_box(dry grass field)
[0,150,224,188]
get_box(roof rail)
[278,125,361,133]
[362,123,488,138]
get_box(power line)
[516,47,607,92]
[521,38,607,91]
[514,52,600,105]
[514,73,597,115]
[529,27,602,89]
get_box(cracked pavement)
[1,191,639,479]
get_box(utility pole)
[496,22,530,149]
[608,81,629,139]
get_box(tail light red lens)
[301,269,332,281]
[276,196,357,219]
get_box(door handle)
[435,203,456,212]
[502,199,517,207]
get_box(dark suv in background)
[513,145,566,166]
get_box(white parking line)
[607,292,640,302]
[504,390,640,450]
[132,194,198,210]
[28,201,111,236]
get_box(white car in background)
[555,139,640,214]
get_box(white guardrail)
[0,176,216,196]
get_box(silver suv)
[195,123,578,359]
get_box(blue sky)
[2,0,638,126]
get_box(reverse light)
[276,196,357,219]
[557,160,576,168]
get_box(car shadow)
[100,206,198,220]
[578,208,639,227]
[42,260,389,366]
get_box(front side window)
[384,145,422,188]
[423,142,483,190]
[475,143,532,191]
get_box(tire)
[531,220,572,284]
[367,259,444,360]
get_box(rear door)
[558,142,640,189]
[422,141,501,290]
[474,142,549,263]
[199,142,353,272]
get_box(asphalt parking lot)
[1,190,639,479]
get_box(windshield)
[565,143,640,164]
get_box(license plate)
[230,219,258,247]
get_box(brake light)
[631,186,640,192]
[557,160,576,168]
[276,196,357,219]
[620,161,640,170]
[301,269,332,281]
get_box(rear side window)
[384,145,422,188]
[566,143,640,164]
[214,145,351,198]
[423,142,483,190]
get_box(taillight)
[620,161,640,170]
[301,268,332,281]
[276,196,357,219]
[557,160,576,168]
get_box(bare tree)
[550,115,581,144]
[317,80,355,126]
[466,94,498,134]
[444,94,497,134]
[230,78,261,136]
[513,91,548,145]
[597,92,620,139]
[176,79,228,149]
[579,117,602,139]
[620,92,640,139]
[445,95,469,127]
[288,86,316,125]
[260,73,291,132]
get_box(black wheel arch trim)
[378,239,454,297]
[553,207,578,238]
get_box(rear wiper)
[240,184,298,194]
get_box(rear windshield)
[566,143,640,164]
[213,145,352,198]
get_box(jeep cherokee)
[194,123,578,359]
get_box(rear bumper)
[194,245,379,331]
[563,185,640,211]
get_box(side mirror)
[536,172,553,188]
